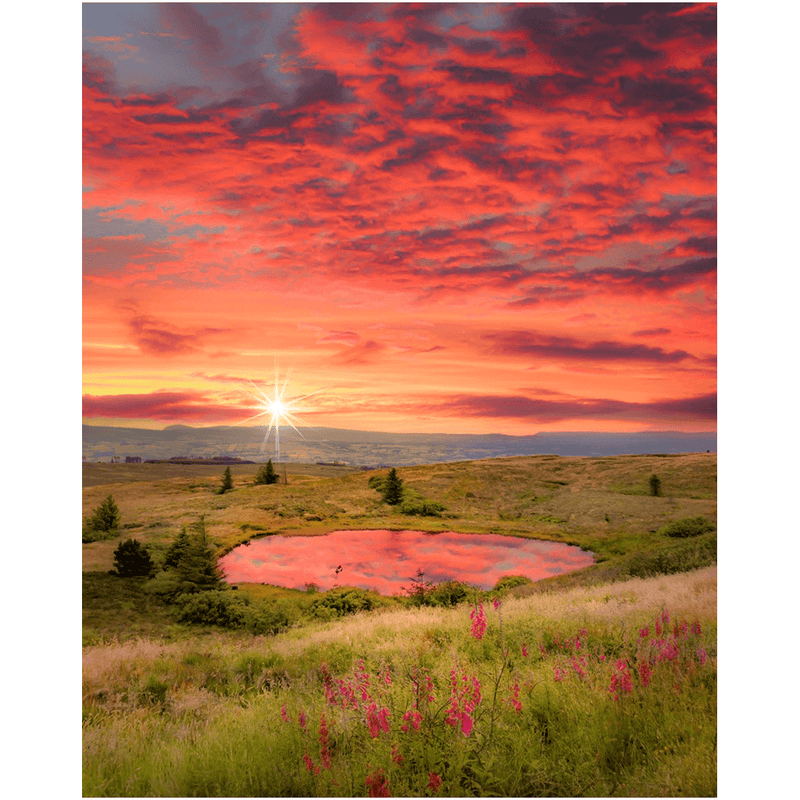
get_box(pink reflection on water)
[219,530,594,595]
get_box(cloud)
[407,392,717,424]
[484,331,694,363]
[126,314,231,357]
[82,390,238,422]
[82,3,716,434]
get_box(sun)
[235,363,324,460]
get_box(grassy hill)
[83,453,715,572]
[82,453,716,796]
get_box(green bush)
[399,497,446,516]
[367,475,385,491]
[112,538,156,578]
[176,591,248,627]
[308,586,376,618]
[426,580,468,607]
[174,591,290,634]
[493,574,533,592]
[659,516,716,538]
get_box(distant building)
[125,456,142,463]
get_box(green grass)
[83,454,716,573]
[83,453,716,796]
[83,567,717,797]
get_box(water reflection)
[219,529,594,595]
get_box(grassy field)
[83,453,716,572]
[82,453,717,796]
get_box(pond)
[219,529,594,595]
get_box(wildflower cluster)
[469,602,487,639]
[445,666,482,736]
[278,603,713,796]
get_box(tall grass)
[84,567,716,797]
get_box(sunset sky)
[82,2,717,435]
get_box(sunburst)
[235,363,324,461]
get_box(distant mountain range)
[83,424,716,466]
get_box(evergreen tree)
[254,459,279,485]
[164,527,192,569]
[86,494,121,532]
[113,538,156,578]
[381,468,404,505]
[649,474,662,497]
[218,466,234,494]
[175,516,226,592]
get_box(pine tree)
[164,527,192,569]
[649,474,662,497]
[254,459,279,485]
[113,538,156,578]
[175,516,226,592]
[218,466,234,494]
[381,468,404,505]
[86,494,121,532]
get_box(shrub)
[308,586,376,618]
[399,497,445,516]
[659,516,716,538]
[176,591,248,627]
[493,574,533,592]
[367,475,385,491]
[113,538,156,578]
[174,590,291,634]
[426,580,468,607]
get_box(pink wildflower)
[572,655,587,679]
[401,708,423,732]
[319,714,331,769]
[366,703,390,738]
[696,647,707,666]
[655,619,662,637]
[470,603,487,640]
[303,753,319,775]
[280,704,289,723]
[692,620,702,636]
[493,597,501,611]
[638,661,652,688]
[509,679,522,713]
[609,659,633,700]
[391,746,404,765]
[298,711,307,730]
[553,666,567,682]
[521,643,529,657]
[657,641,680,662]
[639,626,650,639]
[365,769,390,798]
[428,772,442,793]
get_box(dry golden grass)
[83,566,716,696]
[83,453,717,572]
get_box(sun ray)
[231,363,323,461]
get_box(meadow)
[82,454,716,796]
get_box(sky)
[82,2,717,435]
